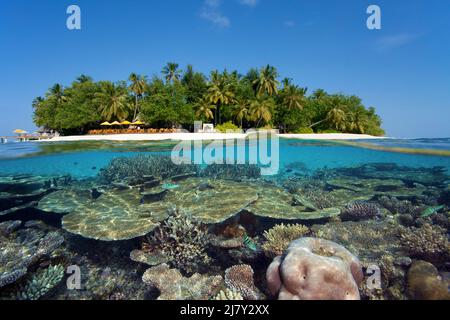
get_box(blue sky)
[0,0,449,138]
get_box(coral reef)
[398,223,450,264]
[201,164,261,180]
[341,201,381,221]
[99,154,198,183]
[213,288,243,300]
[143,208,211,274]
[406,260,450,300]
[266,237,363,300]
[142,264,223,300]
[224,264,259,300]
[0,223,65,289]
[9,265,65,300]
[262,223,309,258]
[377,196,422,216]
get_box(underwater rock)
[111,182,131,190]
[406,260,450,300]
[262,223,310,259]
[224,264,260,300]
[341,201,381,221]
[266,237,363,300]
[142,264,223,300]
[399,223,450,264]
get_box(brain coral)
[266,237,363,300]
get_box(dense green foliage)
[33,64,384,136]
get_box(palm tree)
[253,65,279,97]
[233,98,250,128]
[326,106,347,131]
[194,97,216,121]
[48,84,66,105]
[76,75,93,83]
[282,85,306,111]
[162,62,181,83]
[207,72,235,125]
[250,97,273,127]
[94,82,130,121]
[348,109,368,133]
[128,73,147,121]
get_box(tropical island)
[32,63,385,137]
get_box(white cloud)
[200,0,231,28]
[375,33,423,51]
[238,0,259,7]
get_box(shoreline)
[39,133,387,142]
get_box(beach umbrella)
[101,122,112,126]
[110,121,121,126]
[13,129,27,134]
[131,121,144,125]
[121,121,132,125]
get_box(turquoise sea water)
[1,138,449,178]
[0,138,449,300]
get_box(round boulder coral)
[266,237,363,300]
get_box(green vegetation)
[32,64,385,136]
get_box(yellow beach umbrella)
[100,122,112,126]
[110,121,121,126]
[131,121,144,125]
[14,129,27,134]
[121,121,131,125]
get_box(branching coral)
[11,265,65,300]
[144,207,211,274]
[262,223,309,258]
[398,223,450,264]
[201,164,261,180]
[378,196,422,216]
[224,264,259,300]
[341,201,381,221]
[99,154,198,183]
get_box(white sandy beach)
[41,132,386,142]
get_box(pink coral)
[266,237,363,300]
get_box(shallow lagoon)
[0,138,449,300]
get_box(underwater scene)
[0,138,449,300]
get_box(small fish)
[243,234,258,252]
[420,205,445,218]
[162,183,179,190]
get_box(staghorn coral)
[99,154,198,183]
[201,164,261,180]
[214,288,243,300]
[341,201,381,221]
[142,264,223,300]
[266,237,363,300]
[378,196,422,216]
[398,223,450,264]
[224,264,259,300]
[262,223,309,258]
[10,265,65,300]
[144,207,211,274]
